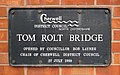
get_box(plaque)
[9,8,111,66]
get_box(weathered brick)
[114,54,120,64]
[0,66,24,75]
[0,30,8,41]
[96,66,120,75]
[0,0,24,6]
[112,42,120,52]
[62,67,94,75]
[0,42,8,52]
[113,30,120,41]
[0,7,7,17]
[0,18,8,29]
[27,0,59,5]
[0,54,8,64]
[112,18,120,29]
[42,0,59,5]
[114,7,120,17]
[113,0,120,4]
[27,0,41,5]
[97,0,120,5]
[97,0,112,5]
[27,67,59,75]
[61,0,94,5]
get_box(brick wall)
[0,0,120,75]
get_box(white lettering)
[69,34,103,42]
[16,34,36,41]
[41,34,63,42]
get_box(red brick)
[112,42,120,52]
[112,19,120,29]
[0,7,7,17]
[96,66,120,75]
[97,0,120,5]
[62,67,94,75]
[61,0,94,5]
[0,66,4,75]
[114,54,120,64]
[0,30,8,41]
[0,0,24,5]
[0,42,8,52]
[0,66,24,75]
[0,54,8,64]
[0,18,8,29]
[97,0,112,5]
[113,0,120,4]
[113,30,120,41]
[27,0,41,5]
[114,7,120,17]
[27,67,59,75]
[27,0,59,5]
[42,0,59,5]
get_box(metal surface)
[9,8,111,66]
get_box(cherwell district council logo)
[40,14,79,27]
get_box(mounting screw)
[39,60,42,64]
[105,10,109,14]
[78,60,81,64]
[11,10,15,14]
[104,60,109,64]
[12,60,16,63]
[38,10,42,14]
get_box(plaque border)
[8,8,111,66]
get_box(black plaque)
[9,8,111,66]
